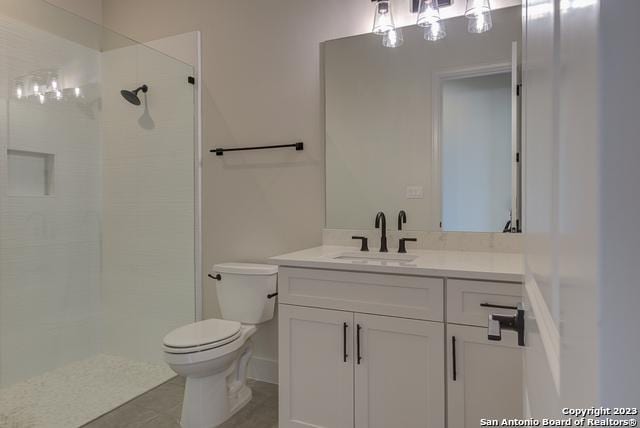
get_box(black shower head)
[120,84,148,105]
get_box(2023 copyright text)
[480,407,638,427]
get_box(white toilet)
[162,263,278,428]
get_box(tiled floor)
[82,377,278,428]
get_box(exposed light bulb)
[33,83,39,93]
[74,87,81,98]
[51,79,58,90]
[16,86,23,99]
[372,0,395,35]
[382,28,404,48]
[465,0,493,34]
[424,21,446,41]
[39,93,45,104]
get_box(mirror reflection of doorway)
[441,71,513,232]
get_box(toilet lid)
[163,319,242,349]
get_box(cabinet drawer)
[279,267,444,322]
[446,279,522,327]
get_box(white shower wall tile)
[99,43,195,364]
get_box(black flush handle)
[208,273,221,280]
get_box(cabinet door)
[354,314,445,428]
[447,324,523,428]
[279,304,354,428]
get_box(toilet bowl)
[163,263,278,428]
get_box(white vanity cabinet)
[278,305,354,428]
[275,259,523,428]
[279,305,445,428]
[354,313,445,428]
[447,325,523,428]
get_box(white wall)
[45,0,102,24]
[325,8,521,231]
[442,73,512,232]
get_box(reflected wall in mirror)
[324,6,521,233]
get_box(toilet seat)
[164,324,257,366]
[163,319,242,354]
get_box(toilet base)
[229,384,252,418]
[180,378,252,428]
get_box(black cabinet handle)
[208,273,221,280]
[452,336,457,381]
[343,322,348,362]
[480,302,518,310]
[356,324,362,365]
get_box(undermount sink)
[333,252,418,263]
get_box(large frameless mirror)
[324,6,522,233]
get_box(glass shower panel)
[0,1,196,426]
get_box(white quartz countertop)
[270,246,524,282]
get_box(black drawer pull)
[356,324,362,365]
[452,335,457,381]
[343,322,348,362]
[480,302,518,310]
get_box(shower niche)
[7,149,55,196]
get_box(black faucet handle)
[352,236,369,252]
[398,210,407,231]
[398,238,417,253]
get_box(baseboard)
[248,356,278,385]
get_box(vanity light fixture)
[372,0,396,35]
[372,0,404,48]
[465,0,493,34]
[416,0,446,41]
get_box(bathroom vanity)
[272,246,524,428]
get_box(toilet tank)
[212,263,278,324]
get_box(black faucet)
[398,210,407,230]
[375,212,388,252]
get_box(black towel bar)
[210,142,303,156]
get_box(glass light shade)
[467,11,492,33]
[372,0,395,35]
[465,0,493,33]
[16,86,22,99]
[417,0,441,27]
[424,21,446,41]
[382,28,404,48]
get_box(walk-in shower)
[0,1,198,427]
